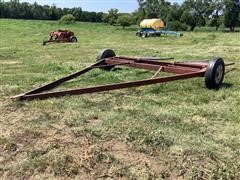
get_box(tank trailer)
[136,19,183,38]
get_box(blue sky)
[16,0,183,13]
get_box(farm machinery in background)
[43,29,77,45]
[136,19,183,38]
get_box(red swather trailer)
[12,49,234,101]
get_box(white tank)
[140,19,165,30]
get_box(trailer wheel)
[205,58,225,89]
[70,36,77,43]
[142,32,148,38]
[52,35,58,41]
[96,49,116,70]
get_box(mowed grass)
[0,19,240,179]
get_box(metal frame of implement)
[43,30,77,45]
[12,49,233,101]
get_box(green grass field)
[0,19,240,179]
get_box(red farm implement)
[43,29,77,45]
[12,49,234,101]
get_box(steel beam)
[19,60,105,96]
[17,71,204,101]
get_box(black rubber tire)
[49,36,53,41]
[205,57,225,89]
[96,49,116,70]
[142,32,148,38]
[70,36,77,43]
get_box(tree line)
[136,0,240,31]
[0,0,240,31]
[0,0,103,22]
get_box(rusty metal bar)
[106,59,202,74]
[225,63,235,67]
[17,71,205,101]
[112,57,208,69]
[117,56,174,61]
[107,57,206,69]
[91,62,130,69]
[22,60,105,95]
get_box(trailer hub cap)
[215,64,224,84]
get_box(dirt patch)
[184,115,207,125]
[103,140,178,178]
[107,141,161,169]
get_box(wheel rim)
[53,35,58,40]
[215,64,224,84]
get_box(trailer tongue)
[12,49,232,101]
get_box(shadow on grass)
[221,83,233,89]
[111,67,123,71]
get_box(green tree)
[168,3,183,21]
[208,0,223,30]
[137,0,171,20]
[117,15,132,28]
[224,0,240,31]
[31,2,42,20]
[72,7,82,21]
[208,16,222,30]
[130,13,139,24]
[136,0,146,21]
[181,10,198,30]
[49,5,58,20]
[181,0,211,27]
[59,14,75,24]
[104,8,119,25]
[0,0,104,22]
[145,0,160,18]
[0,0,5,18]
[168,20,188,31]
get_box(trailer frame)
[136,28,183,38]
[12,49,232,101]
